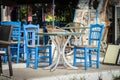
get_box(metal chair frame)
[0,25,13,76]
[0,21,21,63]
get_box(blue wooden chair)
[23,24,52,69]
[0,21,21,63]
[73,24,104,70]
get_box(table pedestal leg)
[44,35,78,71]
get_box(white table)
[37,30,85,71]
[61,27,89,55]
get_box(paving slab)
[1,63,120,80]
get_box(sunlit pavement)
[1,62,120,80]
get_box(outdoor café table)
[61,26,89,55]
[62,26,89,43]
[37,30,85,71]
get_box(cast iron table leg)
[0,56,2,75]
[7,46,13,76]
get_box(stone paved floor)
[0,63,120,80]
[1,52,120,80]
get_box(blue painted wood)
[23,24,52,69]
[73,24,104,70]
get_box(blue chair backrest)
[89,24,104,47]
[1,21,21,27]
[23,24,40,46]
[0,21,21,41]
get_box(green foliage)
[21,6,28,22]
[70,76,86,80]
[113,75,120,80]
[0,77,16,80]
[55,2,75,22]
[72,76,78,80]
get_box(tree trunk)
[98,0,111,42]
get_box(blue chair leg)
[49,46,52,65]
[10,49,14,61]
[89,50,92,67]
[96,50,100,68]
[16,46,20,63]
[73,46,76,66]
[26,49,29,68]
[35,47,38,69]
[84,47,88,70]
[4,56,7,63]
[4,49,7,63]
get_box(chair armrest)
[0,40,11,45]
[0,51,6,56]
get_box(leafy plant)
[71,76,78,80]
[113,75,120,80]
[70,76,86,80]
[80,76,86,80]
